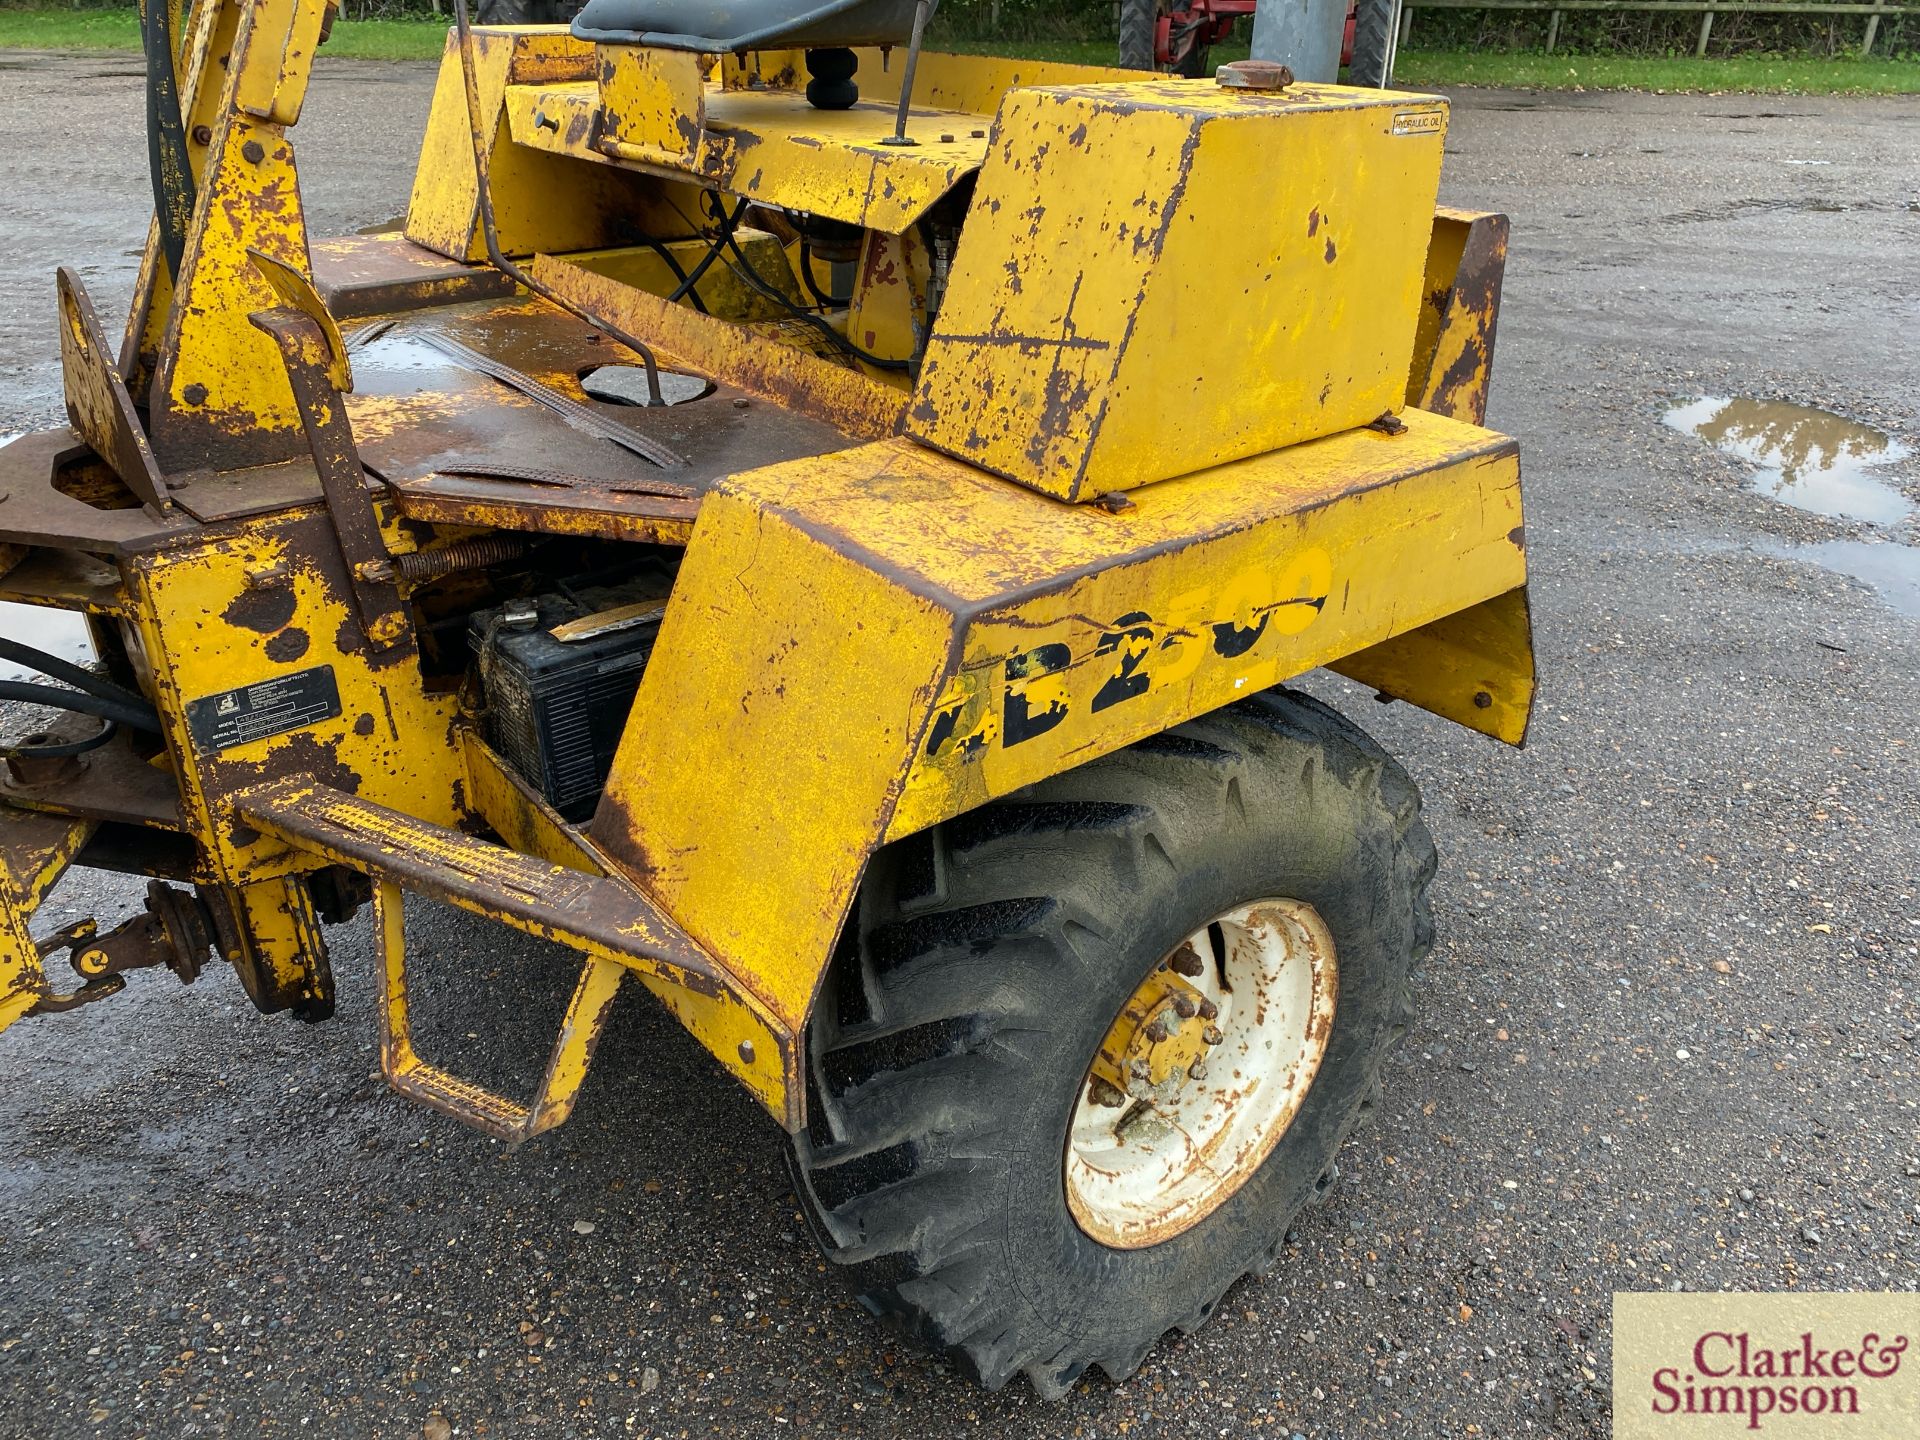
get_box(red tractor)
[1119,0,1399,84]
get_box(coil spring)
[394,534,527,584]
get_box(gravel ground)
[1,52,1917,1440]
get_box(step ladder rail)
[373,879,627,1144]
[235,777,781,1140]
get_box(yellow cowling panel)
[591,408,1527,1031]
[908,82,1450,503]
[121,509,466,886]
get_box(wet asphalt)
[0,50,1917,1440]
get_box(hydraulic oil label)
[186,665,342,754]
[1392,109,1445,137]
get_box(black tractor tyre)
[787,689,1436,1398]
[472,0,586,22]
[1347,0,1399,87]
[1117,0,1160,71]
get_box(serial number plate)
[186,666,342,754]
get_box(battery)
[470,593,666,820]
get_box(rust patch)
[223,585,298,634]
[264,627,310,663]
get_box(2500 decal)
[924,547,1335,762]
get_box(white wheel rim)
[1063,898,1339,1249]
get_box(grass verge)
[0,9,1913,93]
[0,7,449,60]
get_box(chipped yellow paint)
[120,509,465,887]
[533,252,909,439]
[0,808,96,1033]
[416,30,1117,240]
[1331,586,1534,745]
[909,82,1450,502]
[406,28,690,263]
[1407,206,1509,427]
[845,228,930,371]
[595,43,707,163]
[590,488,958,1033]
[591,408,1528,1032]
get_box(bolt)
[1171,994,1198,1019]
[191,124,212,146]
[1088,1078,1126,1108]
[1197,997,1220,1022]
[1203,1025,1225,1047]
[181,382,208,406]
[241,139,266,165]
[1473,690,1493,709]
[355,558,396,583]
[737,1040,756,1065]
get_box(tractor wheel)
[1117,0,1160,71]
[788,689,1435,1397]
[1348,0,1399,87]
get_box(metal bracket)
[56,268,172,515]
[372,880,627,1145]
[251,305,411,652]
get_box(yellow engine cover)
[908,80,1450,502]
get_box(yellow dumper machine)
[0,0,1530,1396]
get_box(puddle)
[1772,540,1920,619]
[1664,396,1912,526]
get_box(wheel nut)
[1188,1060,1208,1081]
[1168,944,1205,977]
[1089,1077,1127,1108]
[1129,1058,1151,1081]
[1197,997,1219,1022]
[1171,994,1197,1019]
[1202,1025,1225,1046]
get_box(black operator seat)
[571,0,923,51]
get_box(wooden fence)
[1398,0,1910,58]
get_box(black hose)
[0,681,164,734]
[0,637,153,713]
[2,721,118,759]
[141,0,194,281]
[638,235,709,315]
[797,241,849,309]
[665,201,745,307]
[712,202,912,372]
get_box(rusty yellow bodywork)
[0,9,1532,1141]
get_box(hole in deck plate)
[578,365,711,408]
[1664,396,1912,526]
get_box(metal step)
[237,778,723,1142]
[236,778,716,987]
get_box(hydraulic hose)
[141,0,194,280]
[0,637,154,714]
[0,681,164,735]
